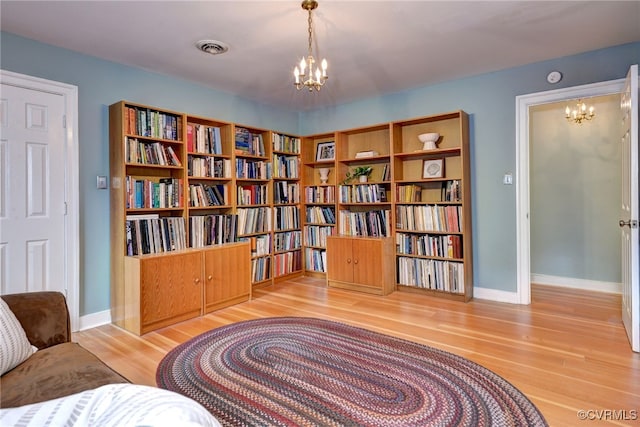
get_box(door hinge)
[64,202,68,215]
[63,115,67,129]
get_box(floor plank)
[74,279,640,426]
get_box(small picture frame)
[423,158,444,179]
[316,141,335,162]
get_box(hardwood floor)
[74,278,640,426]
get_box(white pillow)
[0,298,37,376]
[0,384,222,427]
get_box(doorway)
[515,78,625,304]
[529,94,622,293]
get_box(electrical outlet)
[503,173,513,185]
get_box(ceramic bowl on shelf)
[418,132,440,150]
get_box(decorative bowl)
[418,133,440,150]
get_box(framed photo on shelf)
[316,141,335,162]
[423,158,444,179]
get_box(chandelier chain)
[308,9,313,57]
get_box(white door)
[0,84,67,297]
[620,64,639,352]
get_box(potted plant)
[342,166,372,184]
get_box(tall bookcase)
[301,133,337,275]
[110,101,302,334]
[272,133,303,281]
[391,111,472,301]
[300,111,472,301]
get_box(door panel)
[326,236,353,283]
[620,64,639,352]
[352,238,382,287]
[0,85,65,296]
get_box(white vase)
[318,168,330,184]
[359,175,368,183]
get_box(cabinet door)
[139,252,202,332]
[326,237,354,283]
[351,238,384,288]
[203,243,251,313]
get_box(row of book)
[305,247,327,273]
[338,209,391,237]
[380,163,391,182]
[396,232,463,259]
[305,185,335,204]
[274,206,300,231]
[125,137,181,166]
[274,230,302,252]
[189,214,238,248]
[237,207,272,235]
[237,184,268,206]
[251,257,271,283]
[188,156,231,179]
[442,180,461,202]
[273,251,302,277]
[274,181,300,204]
[396,205,462,233]
[240,234,271,257]
[126,177,183,209]
[187,123,222,155]
[235,127,265,156]
[125,107,180,141]
[235,159,270,180]
[305,206,336,224]
[189,183,229,207]
[339,184,388,203]
[272,154,299,179]
[304,225,334,248]
[272,133,301,154]
[397,257,464,294]
[396,184,423,203]
[125,215,187,255]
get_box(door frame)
[0,70,79,330]
[515,78,625,304]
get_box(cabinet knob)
[208,275,213,281]
[347,258,351,264]
[354,259,359,265]
[194,278,201,284]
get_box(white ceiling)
[2,1,639,111]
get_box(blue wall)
[1,32,297,316]
[300,42,640,292]
[1,30,638,314]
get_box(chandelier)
[565,99,595,124]
[293,0,328,92]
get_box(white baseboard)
[473,286,520,304]
[531,273,622,294]
[77,309,112,332]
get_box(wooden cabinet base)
[115,242,251,335]
[326,236,395,296]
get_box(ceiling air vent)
[196,40,229,55]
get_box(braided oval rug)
[156,317,547,427]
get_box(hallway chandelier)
[293,0,328,92]
[565,99,595,124]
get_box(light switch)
[503,173,513,185]
[97,175,108,189]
